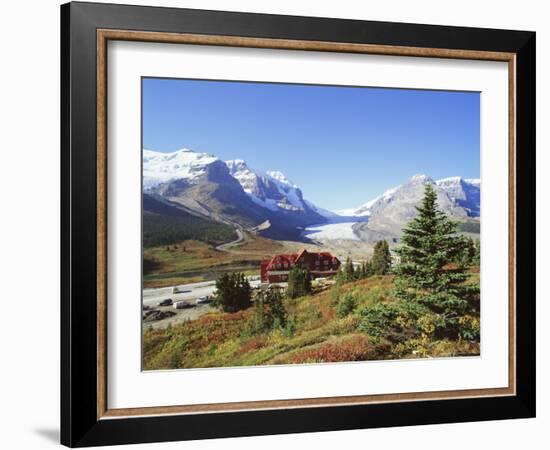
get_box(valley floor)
[143,232,377,289]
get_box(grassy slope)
[143,232,321,288]
[143,233,305,288]
[143,275,480,370]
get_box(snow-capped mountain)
[225,159,310,213]
[349,174,478,243]
[339,174,480,219]
[305,174,480,244]
[264,171,305,212]
[143,148,219,188]
[336,183,403,217]
[435,176,480,217]
[143,149,479,244]
[143,148,326,239]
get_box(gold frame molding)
[96,29,516,420]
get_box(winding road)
[215,228,245,251]
[142,228,255,329]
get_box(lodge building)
[260,249,341,283]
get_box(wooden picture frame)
[61,2,535,447]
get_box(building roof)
[262,249,339,269]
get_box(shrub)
[290,335,376,363]
[361,285,388,306]
[330,282,342,305]
[357,300,428,340]
[458,315,480,340]
[282,318,296,338]
[237,336,267,355]
[393,337,480,359]
[336,292,357,318]
[358,303,400,337]
[416,313,449,338]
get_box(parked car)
[142,309,158,320]
[196,296,211,305]
[172,286,191,294]
[157,298,173,307]
[173,300,194,309]
[143,309,176,322]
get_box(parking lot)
[142,278,261,330]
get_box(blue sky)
[143,78,479,210]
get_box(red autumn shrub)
[237,336,267,355]
[290,335,375,364]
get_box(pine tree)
[251,287,287,331]
[286,267,312,299]
[393,184,478,322]
[342,256,356,282]
[456,236,476,267]
[360,262,367,279]
[365,260,373,277]
[371,240,392,275]
[266,288,287,328]
[357,260,373,279]
[213,272,251,312]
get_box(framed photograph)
[61,2,536,447]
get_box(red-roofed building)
[260,249,340,283]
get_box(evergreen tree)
[366,260,374,277]
[456,236,477,267]
[357,260,373,279]
[360,262,367,279]
[286,267,312,299]
[371,240,392,275]
[267,288,287,328]
[251,288,287,331]
[213,272,251,313]
[342,256,356,282]
[393,184,478,322]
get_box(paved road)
[215,228,244,251]
[143,278,261,307]
[143,277,262,329]
[143,280,218,308]
[143,230,256,329]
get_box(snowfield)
[226,159,308,212]
[303,222,360,241]
[143,148,218,188]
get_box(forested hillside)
[143,194,237,248]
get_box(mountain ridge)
[144,148,326,239]
[143,148,480,243]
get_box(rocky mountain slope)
[144,149,325,239]
[143,148,479,245]
[435,176,480,217]
[351,174,479,243]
